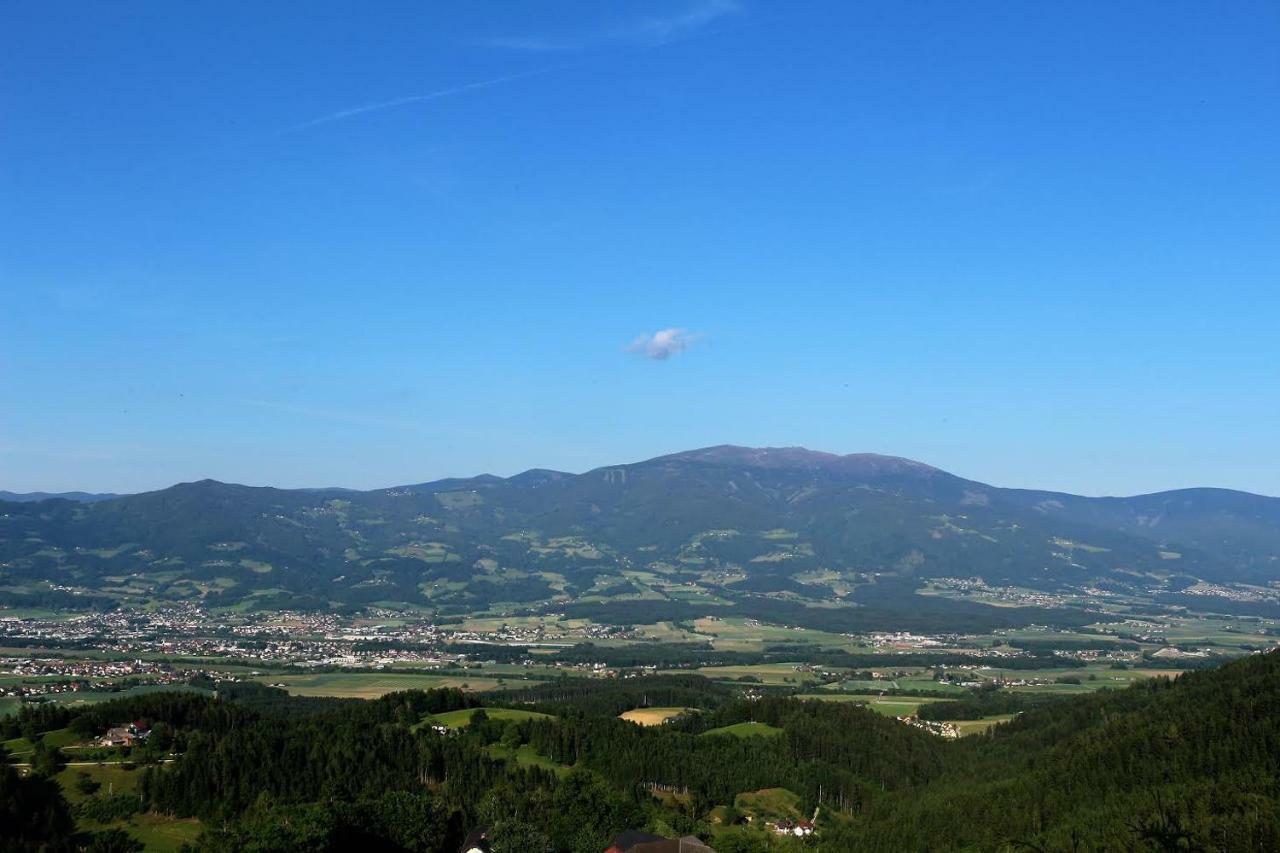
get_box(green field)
[255,672,510,698]
[485,743,571,777]
[119,814,203,852]
[733,787,803,821]
[4,726,85,755]
[80,813,203,853]
[678,663,815,685]
[424,707,554,729]
[701,721,783,738]
[796,693,946,717]
[952,715,1016,736]
[6,684,211,712]
[55,762,145,802]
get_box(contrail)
[279,66,559,135]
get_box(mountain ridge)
[9,445,1276,503]
[2,445,1278,618]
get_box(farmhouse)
[98,720,150,748]
[100,726,137,747]
[768,819,815,837]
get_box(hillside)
[6,652,1279,851]
[826,648,1280,850]
[2,446,1278,625]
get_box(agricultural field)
[619,707,690,726]
[689,617,863,653]
[795,694,947,717]
[253,672,510,698]
[677,663,813,685]
[424,707,554,729]
[951,715,1016,736]
[3,684,212,715]
[701,721,783,738]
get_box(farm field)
[952,715,1016,736]
[675,663,811,685]
[8,684,211,712]
[690,617,863,652]
[796,693,946,717]
[891,675,971,693]
[619,707,690,726]
[425,707,554,729]
[254,672,511,698]
[976,665,1177,689]
[701,721,783,738]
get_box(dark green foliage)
[85,829,144,853]
[0,761,75,851]
[29,740,67,777]
[821,651,1280,851]
[76,793,141,823]
[74,771,102,796]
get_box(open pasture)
[4,726,85,755]
[678,663,810,685]
[118,813,203,852]
[256,672,507,699]
[952,715,1016,736]
[55,762,144,803]
[425,707,553,729]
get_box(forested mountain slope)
[828,649,1280,851]
[2,446,1278,617]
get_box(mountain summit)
[645,445,943,477]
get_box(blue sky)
[2,1,1278,496]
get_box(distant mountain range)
[0,490,123,503]
[2,446,1278,624]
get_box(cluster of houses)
[766,818,815,837]
[98,720,151,748]
[900,716,959,738]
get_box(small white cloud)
[627,328,699,361]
